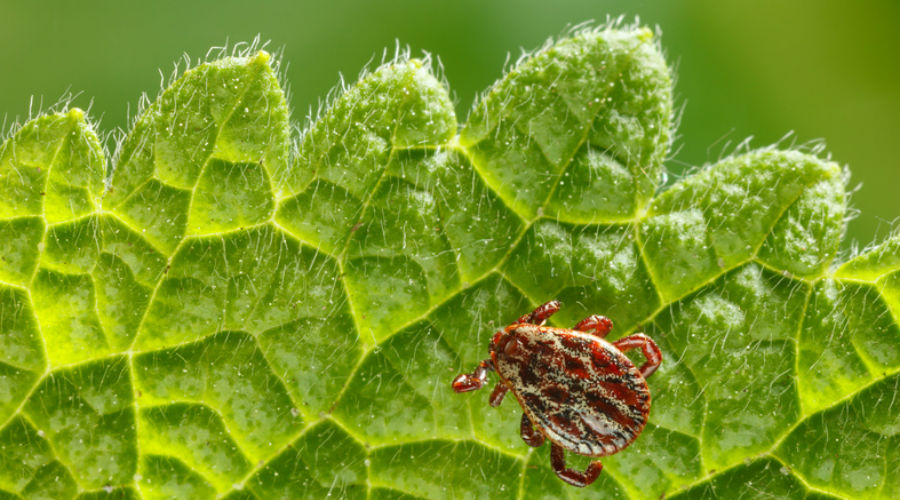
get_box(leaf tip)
[67,107,85,122]
[251,49,272,66]
[636,25,655,42]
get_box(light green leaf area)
[0,25,897,500]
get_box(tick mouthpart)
[489,328,509,353]
[490,326,520,354]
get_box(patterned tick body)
[452,300,662,487]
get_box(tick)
[452,300,662,487]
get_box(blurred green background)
[1,0,897,249]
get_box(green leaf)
[1,23,897,500]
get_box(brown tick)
[452,300,662,487]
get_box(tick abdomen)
[493,325,651,457]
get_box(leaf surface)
[0,25,897,500]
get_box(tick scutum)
[493,325,651,457]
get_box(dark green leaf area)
[279,62,482,344]
[281,59,456,258]
[640,150,843,301]
[139,455,217,500]
[0,418,63,497]
[140,403,251,489]
[599,424,701,500]
[799,279,900,414]
[186,159,275,235]
[776,374,900,500]
[257,313,361,415]
[0,109,104,224]
[134,225,345,351]
[387,150,523,283]
[333,276,530,447]
[370,441,520,500]
[134,332,302,462]
[669,459,807,500]
[463,27,672,221]
[332,335,439,444]
[107,50,289,254]
[346,178,460,339]
[653,264,806,468]
[341,148,525,342]
[21,461,79,500]
[0,217,43,285]
[5,214,166,372]
[22,357,136,490]
[369,488,430,500]
[0,288,43,420]
[756,170,845,278]
[220,493,257,500]
[75,488,141,500]
[503,221,659,332]
[295,59,455,200]
[77,488,139,500]
[248,421,367,500]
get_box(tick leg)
[612,333,662,378]
[517,300,561,325]
[574,315,613,339]
[520,413,545,447]
[452,359,493,392]
[550,442,603,487]
[489,382,509,407]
